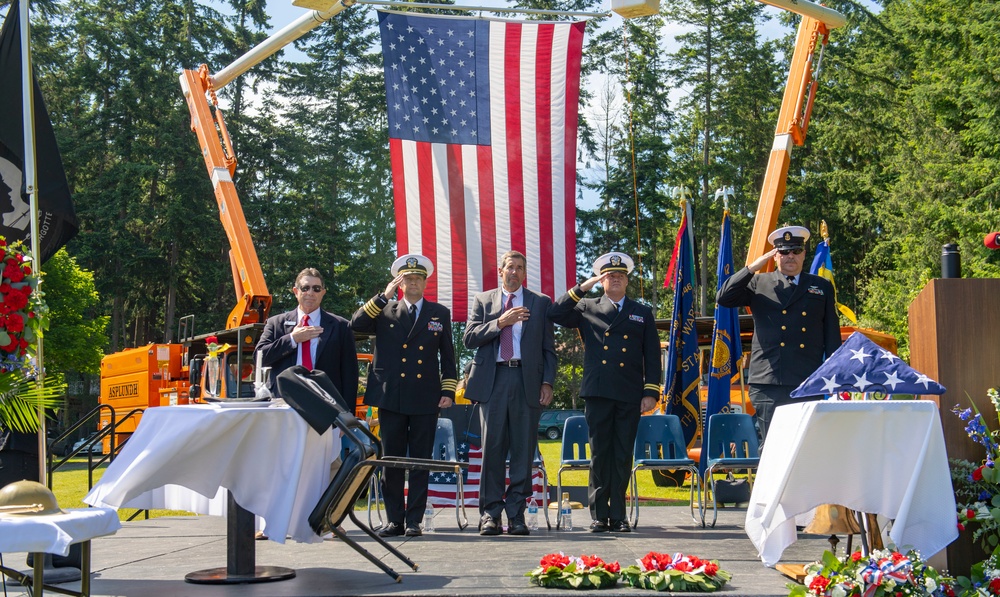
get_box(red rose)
[989,578,1000,595]
[6,291,27,311]
[3,262,24,283]
[540,553,570,569]
[974,466,985,481]
[0,249,6,262]
[580,555,604,569]
[0,337,17,353]
[0,239,7,247]
[896,592,903,597]
[968,509,977,520]
[704,563,719,576]
[891,552,905,564]
[809,575,831,594]
[22,265,30,275]
[605,561,620,574]
[7,313,23,333]
[206,335,219,344]
[674,560,692,572]
[958,523,966,531]
[850,551,863,562]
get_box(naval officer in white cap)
[717,225,841,443]
[351,254,457,537]
[549,251,661,533]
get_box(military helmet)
[0,480,63,516]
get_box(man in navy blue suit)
[257,268,358,411]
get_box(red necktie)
[499,293,514,361]
[300,315,313,370]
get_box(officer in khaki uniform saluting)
[549,252,661,533]
[352,254,457,538]
[717,225,841,443]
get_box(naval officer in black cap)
[717,225,841,443]
[549,251,661,533]
[351,254,457,538]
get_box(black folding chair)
[277,367,465,582]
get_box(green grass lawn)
[536,439,696,506]
[49,458,190,520]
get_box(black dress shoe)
[589,520,610,533]
[610,519,631,533]
[508,520,530,536]
[378,522,405,537]
[479,514,500,536]
[404,524,422,537]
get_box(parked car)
[69,434,102,455]
[537,409,585,440]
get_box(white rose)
[924,577,937,592]
[832,584,847,597]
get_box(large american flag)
[427,442,545,508]
[378,11,585,320]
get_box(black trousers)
[379,409,437,526]
[583,396,641,523]
[478,366,541,522]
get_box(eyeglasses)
[777,248,804,256]
[298,284,324,293]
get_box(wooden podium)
[909,278,1000,574]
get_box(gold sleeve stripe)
[441,379,458,392]
[567,288,582,302]
[363,299,381,318]
[644,384,661,392]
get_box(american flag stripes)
[378,11,585,320]
[427,442,545,508]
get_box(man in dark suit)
[352,254,457,538]
[549,252,660,534]
[464,250,556,537]
[257,267,358,412]
[717,225,841,443]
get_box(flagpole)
[19,0,46,485]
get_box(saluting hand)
[383,274,406,299]
[748,249,777,273]
[579,272,610,293]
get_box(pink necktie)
[300,315,313,370]
[499,293,514,361]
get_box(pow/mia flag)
[0,0,78,263]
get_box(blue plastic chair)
[430,417,468,530]
[555,415,591,530]
[702,413,760,527]
[628,414,701,528]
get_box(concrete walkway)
[0,506,829,597]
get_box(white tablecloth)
[745,400,957,566]
[84,404,339,544]
[0,508,120,556]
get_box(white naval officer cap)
[592,251,634,277]
[391,254,434,277]
[767,225,810,249]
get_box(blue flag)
[663,212,700,448]
[700,210,743,473]
[810,239,857,324]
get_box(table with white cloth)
[84,403,339,583]
[745,400,957,567]
[0,507,120,596]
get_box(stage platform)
[0,506,830,596]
